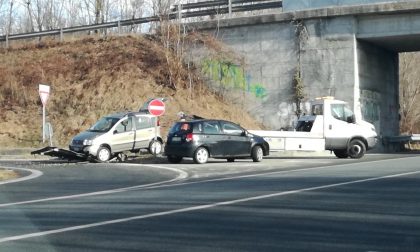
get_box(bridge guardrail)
[384,134,420,150]
[385,134,420,143]
[0,0,282,47]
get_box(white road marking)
[143,156,420,189]
[0,165,188,208]
[0,167,43,185]
[1,169,419,243]
[0,156,415,207]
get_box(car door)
[201,121,225,157]
[109,117,135,152]
[133,115,154,149]
[220,121,251,156]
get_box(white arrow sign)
[39,84,50,106]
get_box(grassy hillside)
[0,35,262,148]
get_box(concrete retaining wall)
[202,17,360,131]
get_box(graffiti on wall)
[360,90,380,122]
[201,59,267,99]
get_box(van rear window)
[169,122,192,133]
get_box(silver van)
[69,111,162,162]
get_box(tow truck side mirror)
[347,115,355,124]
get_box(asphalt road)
[0,153,419,251]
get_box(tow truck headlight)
[83,139,93,146]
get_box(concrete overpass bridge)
[190,0,420,150]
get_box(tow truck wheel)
[348,139,366,159]
[97,146,111,162]
[148,140,162,155]
[333,150,349,159]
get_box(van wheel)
[251,145,263,162]
[167,155,183,163]
[333,150,348,159]
[97,146,111,162]
[348,139,366,159]
[193,147,209,164]
[227,158,235,162]
[148,140,162,155]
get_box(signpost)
[39,84,50,143]
[148,99,165,155]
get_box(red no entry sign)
[148,99,165,116]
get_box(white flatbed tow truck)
[249,97,378,159]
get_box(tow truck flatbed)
[31,146,88,161]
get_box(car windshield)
[88,117,119,132]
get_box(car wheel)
[227,158,235,162]
[333,149,348,159]
[97,146,111,162]
[167,155,183,163]
[148,139,162,155]
[193,147,209,164]
[251,145,263,162]
[348,139,366,159]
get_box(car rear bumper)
[164,144,196,157]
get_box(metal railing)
[384,134,420,150]
[386,134,420,143]
[0,0,282,47]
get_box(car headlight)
[83,139,93,146]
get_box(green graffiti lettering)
[202,59,266,99]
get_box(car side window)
[194,123,202,133]
[115,117,133,133]
[221,122,243,135]
[202,121,221,134]
[135,116,152,130]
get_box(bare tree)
[62,0,84,27]
[127,0,145,32]
[6,0,13,34]
[152,0,173,18]
[95,0,102,24]
[400,52,420,134]
[0,0,7,34]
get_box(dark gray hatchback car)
[164,119,269,164]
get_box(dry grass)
[0,34,263,148]
[0,169,19,181]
